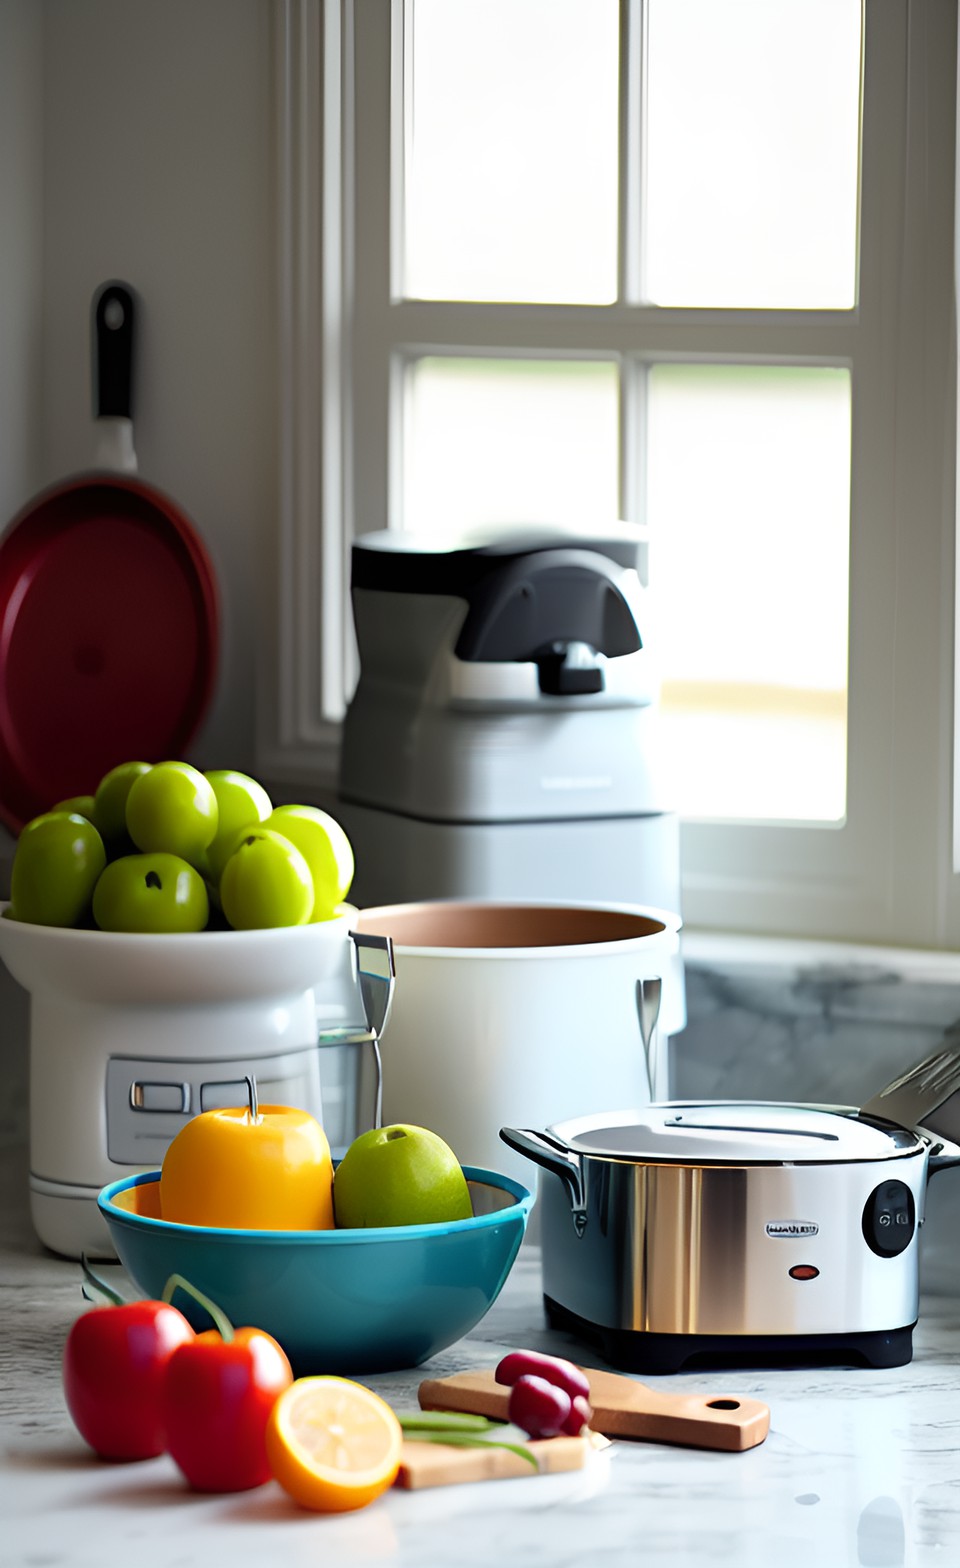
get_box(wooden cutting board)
[419,1366,770,1453]
[396,1431,609,1490]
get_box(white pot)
[350,899,685,1187]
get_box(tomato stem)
[161,1273,235,1341]
[80,1253,127,1307]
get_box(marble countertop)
[4,1143,960,1568]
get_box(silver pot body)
[502,1102,942,1370]
[537,1145,927,1339]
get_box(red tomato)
[63,1300,195,1460]
[163,1326,293,1492]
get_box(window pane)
[402,0,619,304]
[402,358,619,533]
[645,364,850,821]
[644,0,861,309]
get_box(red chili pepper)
[62,1258,195,1461]
[160,1274,293,1493]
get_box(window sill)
[682,927,960,985]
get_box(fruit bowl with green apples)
[0,760,377,1260]
[3,759,355,935]
[0,760,362,1007]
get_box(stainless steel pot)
[501,1057,960,1373]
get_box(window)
[269,0,959,949]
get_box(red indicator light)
[789,1264,820,1281]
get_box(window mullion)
[351,0,393,543]
[620,355,646,578]
[619,0,644,304]
[383,299,862,361]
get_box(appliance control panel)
[861,1178,916,1257]
[105,1048,324,1166]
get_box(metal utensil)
[351,931,396,1129]
[860,1041,960,1143]
[636,975,663,1100]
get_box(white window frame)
[264,0,960,950]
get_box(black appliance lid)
[351,526,646,668]
[351,523,646,593]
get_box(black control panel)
[862,1179,916,1257]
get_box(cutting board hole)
[706,1399,741,1410]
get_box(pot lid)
[549,1102,925,1164]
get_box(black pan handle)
[93,281,136,420]
[500,1127,588,1237]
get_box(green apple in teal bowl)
[92,853,209,933]
[125,761,218,866]
[264,804,354,920]
[93,761,151,841]
[333,1124,474,1229]
[203,769,273,881]
[219,827,314,929]
[8,812,106,927]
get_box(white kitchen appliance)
[337,524,681,918]
[0,909,385,1258]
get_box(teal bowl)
[98,1166,532,1375]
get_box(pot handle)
[636,974,662,1100]
[92,281,139,472]
[926,1138,960,1179]
[499,1127,588,1237]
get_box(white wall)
[0,0,43,526]
[40,0,276,771]
[0,1,42,1138]
[0,1,278,1143]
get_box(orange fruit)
[159,1104,335,1230]
[266,1376,403,1512]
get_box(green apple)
[93,761,151,841]
[264,804,354,920]
[92,853,209,933]
[332,1123,473,1228]
[125,761,218,866]
[9,812,107,927]
[52,794,97,822]
[203,769,273,881]
[219,827,314,929]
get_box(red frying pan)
[0,282,218,834]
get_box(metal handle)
[499,1126,588,1237]
[637,974,663,1101]
[861,1043,960,1143]
[926,1138,960,1179]
[350,931,395,1130]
